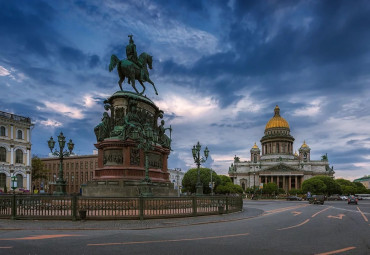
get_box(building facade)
[168,168,184,193]
[229,105,334,192]
[0,111,33,192]
[353,176,370,189]
[37,155,98,194]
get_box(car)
[340,196,348,200]
[309,195,325,205]
[287,196,302,201]
[348,195,358,205]
[327,195,341,201]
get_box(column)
[10,146,14,164]
[27,149,30,166]
[277,176,280,188]
[289,176,291,191]
[10,124,13,139]
[26,128,30,142]
[270,176,273,183]
[283,176,285,191]
[27,172,30,190]
[295,176,298,189]
[265,176,267,184]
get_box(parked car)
[348,195,358,205]
[340,196,348,200]
[309,195,325,205]
[327,195,341,201]
[287,196,302,201]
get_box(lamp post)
[210,168,214,196]
[11,175,17,194]
[48,132,74,195]
[136,124,156,196]
[192,141,209,196]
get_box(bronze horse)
[109,52,158,95]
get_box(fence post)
[139,196,144,220]
[72,194,77,221]
[192,196,197,216]
[226,196,229,214]
[11,194,16,220]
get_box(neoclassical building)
[229,105,334,192]
[0,111,33,192]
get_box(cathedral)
[228,105,334,192]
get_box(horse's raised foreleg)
[147,78,158,95]
[139,80,146,95]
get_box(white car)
[340,196,348,200]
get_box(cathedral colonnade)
[258,174,303,191]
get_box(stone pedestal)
[83,91,176,197]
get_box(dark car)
[348,195,358,205]
[309,195,325,205]
[287,196,302,201]
[327,195,341,201]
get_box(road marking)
[315,246,356,255]
[311,206,331,218]
[265,204,308,215]
[291,211,302,216]
[0,234,83,241]
[357,207,368,222]
[87,232,250,246]
[277,219,310,230]
[327,214,345,220]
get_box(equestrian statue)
[109,35,158,95]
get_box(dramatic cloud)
[1,0,370,180]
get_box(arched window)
[0,126,5,136]
[16,174,23,188]
[0,147,6,162]
[15,149,23,164]
[17,130,23,139]
[0,173,6,188]
[254,155,257,163]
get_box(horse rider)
[126,35,144,81]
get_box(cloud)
[39,119,63,127]
[37,101,84,119]
[0,65,11,76]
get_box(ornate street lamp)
[191,141,209,196]
[48,132,74,195]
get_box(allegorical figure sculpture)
[94,112,111,141]
[109,35,158,95]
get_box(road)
[0,200,369,255]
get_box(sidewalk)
[0,207,263,230]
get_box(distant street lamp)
[48,132,74,195]
[11,175,17,193]
[192,141,209,196]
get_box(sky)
[1,0,370,181]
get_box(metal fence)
[0,195,243,220]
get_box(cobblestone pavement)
[0,205,263,230]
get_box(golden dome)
[252,142,259,149]
[294,151,298,157]
[301,140,309,148]
[265,105,290,130]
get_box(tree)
[314,176,342,195]
[353,182,367,194]
[262,183,278,195]
[31,156,49,181]
[182,168,220,194]
[302,178,327,194]
[215,182,243,194]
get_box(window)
[0,126,5,136]
[0,173,6,187]
[85,162,88,169]
[16,174,23,188]
[80,162,83,170]
[15,149,23,164]
[0,147,6,162]
[76,163,78,170]
[17,130,23,139]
